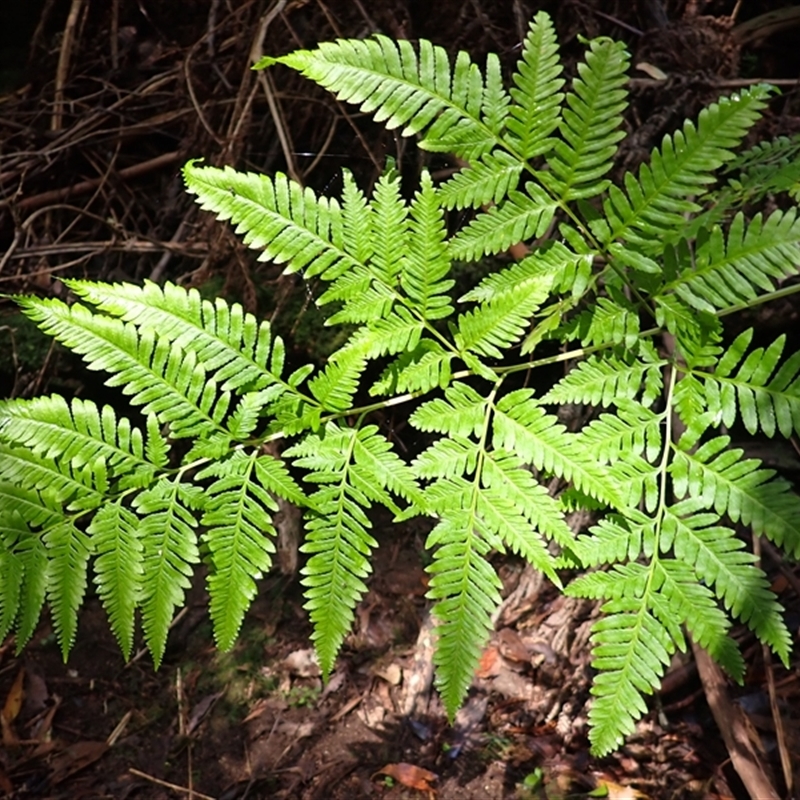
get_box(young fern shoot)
[1,11,800,757]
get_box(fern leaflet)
[548,36,629,200]
[504,11,564,160]
[261,37,509,160]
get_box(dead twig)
[629,77,800,90]
[761,538,800,601]
[52,0,86,131]
[183,48,225,145]
[248,1,301,184]
[0,240,205,263]
[732,6,800,45]
[753,536,794,796]
[0,151,181,213]
[763,641,793,795]
[110,0,120,70]
[129,768,216,800]
[692,640,780,800]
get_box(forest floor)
[1,0,800,798]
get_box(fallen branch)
[0,152,181,214]
[692,640,780,800]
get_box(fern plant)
[2,12,800,756]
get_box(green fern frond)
[371,340,454,396]
[449,182,558,260]
[570,512,653,566]
[565,292,640,349]
[262,37,508,160]
[0,522,24,641]
[184,161,355,280]
[0,512,47,645]
[576,401,663,464]
[731,133,800,173]
[15,532,48,651]
[15,298,230,439]
[603,85,772,249]
[586,597,674,755]
[0,512,49,650]
[266,393,322,436]
[1,8,797,761]
[438,151,523,209]
[483,450,573,549]
[67,279,291,395]
[340,169,374,262]
[460,241,583,304]
[725,134,800,203]
[426,511,502,714]
[254,453,309,508]
[199,451,277,651]
[672,374,708,424]
[324,283,396,327]
[402,171,455,320]
[691,329,800,438]
[671,433,800,557]
[410,382,487,438]
[339,308,424,362]
[481,47,511,138]
[0,546,20,643]
[322,174,451,355]
[44,520,91,659]
[368,169,408,285]
[318,265,374,310]
[286,423,378,676]
[478,486,557,579]
[89,502,143,660]
[413,435,479,480]
[0,395,155,484]
[0,444,104,512]
[504,11,564,160]
[548,37,629,200]
[609,455,661,512]
[480,453,567,578]
[0,482,63,531]
[567,560,650,601]
[134,478,202,667]
[665,210,800,313]
[455,287,548,360]
[654,293,722,351]
[223,387,284,441]
[655,560,744,680]
[309,349,366,412]
[351,425,423,511]
[542,350,665,407]
[493,390,621,505]
[664,503,791,664]
[413,390,566,705]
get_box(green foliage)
[2,12,800,757]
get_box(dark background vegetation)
[0,1,799,798]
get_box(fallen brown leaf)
[31,693,61,743]
[497,628,531,663]
[1,668,25,746]
[49,740,109,785]
[373,762,438,792]
[476,645,501,678]
[594,778,650,799]
[22,664,49,718]
[0,763,13,795]
[187,690,224,735]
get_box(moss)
[0,310,56,374]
